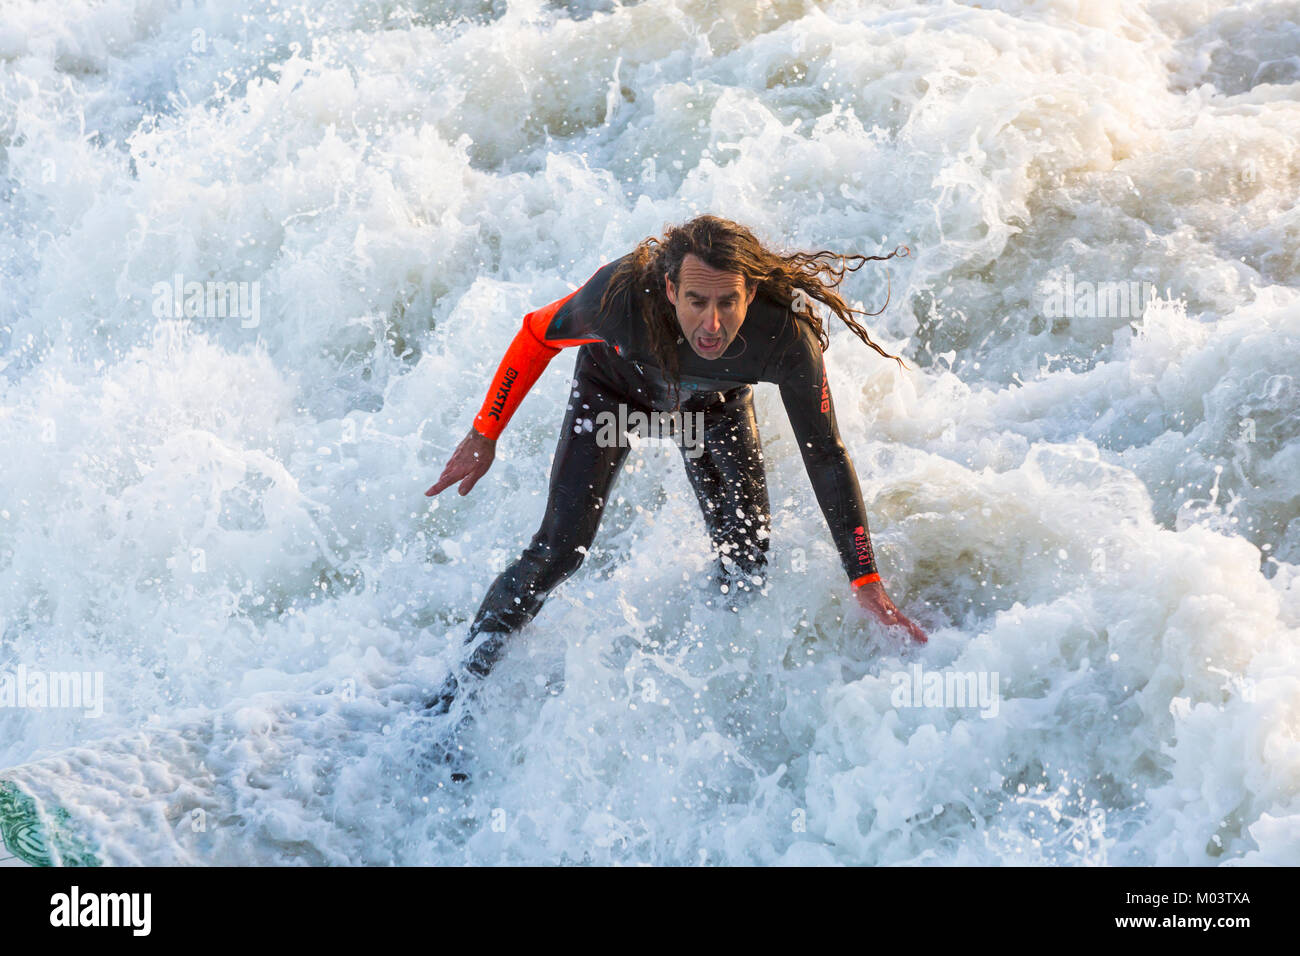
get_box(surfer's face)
[665,254,757,360]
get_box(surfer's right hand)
[426,427,496,497]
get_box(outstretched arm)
[426,264,612,497]
[773,320,927,643]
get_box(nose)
[702,308,722,333]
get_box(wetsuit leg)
[460,349,639,683]
[679,385,771,582]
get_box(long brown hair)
[598,215,910,408]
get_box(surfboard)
[0,676,473,865]
[0,780,101,867]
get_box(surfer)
[425,215,928,712]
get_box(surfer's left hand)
[854,581,928,644]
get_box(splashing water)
[1,0,1298,865]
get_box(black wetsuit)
[437,254,882,704]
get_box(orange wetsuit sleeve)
[470,281,605,440]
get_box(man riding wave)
[426,215,927,713]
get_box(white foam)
[1,0,1297,865]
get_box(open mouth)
[696,334,723,353]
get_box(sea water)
[0,0,1297,865]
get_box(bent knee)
[520,535,589,589]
